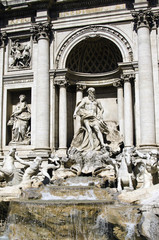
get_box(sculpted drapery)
[8,94,31,145]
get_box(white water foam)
[140,190,159,205]
[63,179,100,187]
[41,189,97,200]
[0,236,8,240]
[125,222,135,240]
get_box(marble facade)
[0,0,159,159]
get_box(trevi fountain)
[0,0,159,239]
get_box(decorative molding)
[55,0,134,11]
[113,80,123,88]
[56,25,133,67]
[3,79,33,85]
[3,72,33,84]
[30,22,52,42]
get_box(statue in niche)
[9,40,31,69]
[72,87,109,151]
[7,94,31,145]
[68,87,123,176]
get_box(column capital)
[30,22,52,42]
[76,84,86,91]
[0,31,7,48]
[54,77,67,87]
[132,9,155,30]
[113,80,124,88]
[54,69,68,87]
[154,13,159,28]
[121,73,135,83]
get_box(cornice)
[0,0,134,19]
[3,72,33,83]
[55,0,134,11]
[66,67,121,85]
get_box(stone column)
[50,80,56,152]
[113,81,124,137]
[132,10,156,147]
[122,74,134,147]
[55,78,67,156]
[74,84,85,133]
[0,32,7,153]
[32,23,51,153]
[151,21,159,145]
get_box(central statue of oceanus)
[72,87,108,151]
[68,87,123,175]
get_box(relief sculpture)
[9,40,31,69]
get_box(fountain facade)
[0,0,159,239]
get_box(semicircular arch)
[56,25,133,69]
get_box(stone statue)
[41,154,61,181]
[9,40,31,69]
[68,87,123,176]
[134,150,159,188]
[72,87,108,152]
[7,94,31,145]
[15,153,42,186]
[116,148,135,191]
[0,148,22,185]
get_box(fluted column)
[55,78,67,156]
[122,74,134,147]
[74,84,85,133]
[132,10,157,146]
[113,81,124,137]
[0,32,7,153]
[31,23,51,152]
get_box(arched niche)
[55,26,133,146]
[56,25,133,69]
[66,37,122,74]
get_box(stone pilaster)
[113,81,124,137]
[54,77,67,156]
[31,23,51,154]
[0,32,7,153]
[122,74,134,147]
[132,10,156,147]
[74,84,86,133]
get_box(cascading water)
[1,177,158,239]
[0,193,141,240]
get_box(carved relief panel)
[8,37,32,70]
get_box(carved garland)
[56,25,133,67]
